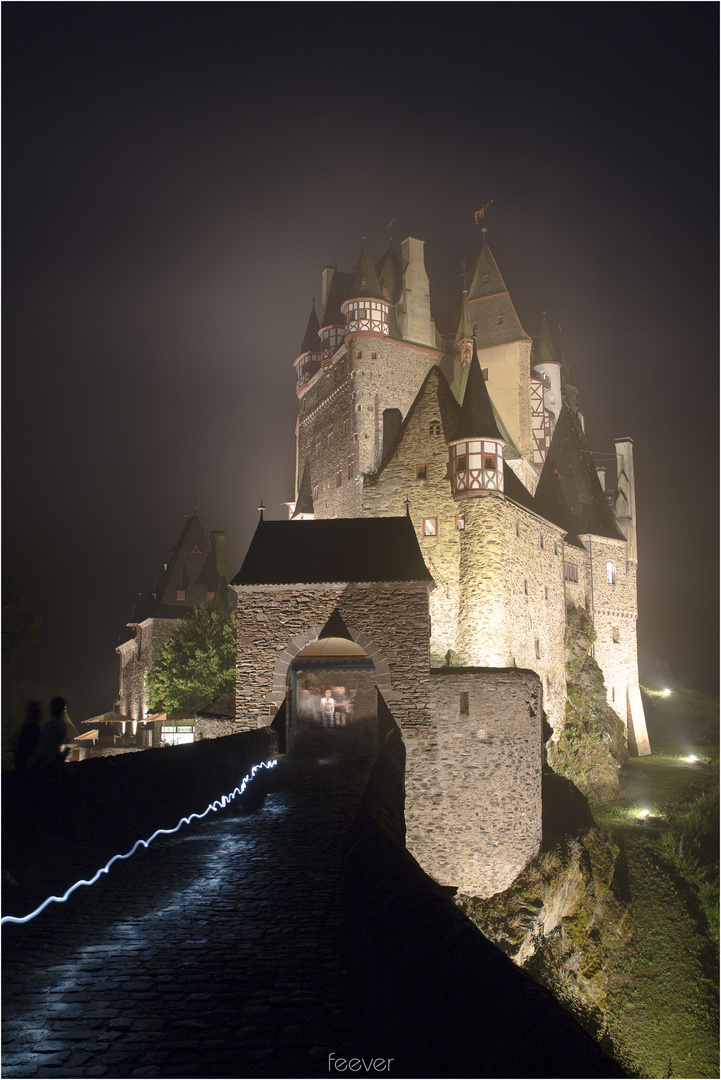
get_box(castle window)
[611,686,615,702]
[524,580,528,594]
[606,561,616,585]
[357,404,362,411]
[328,431,334,448]
[367,404,373,411]
[459,691,469,715]
[313,485,319,501]
[371,351,377,359]
[429,420,441,435]
[383,287,389,297]
[554,541,558,555]
[348,456,354,480]
[484,454,496,471]
[515,521,520,537]
[455,455,467,473]
[359,308,367,319]
[564,562,578,582]
[343,419,349,435]
[482,274,489,283]
[482,368,489,380]
[613,625,620,643]
[540,534,544,548]
[497,314,503,325]
[316,438,321,456]
[545,586,549,600]
[336,467,342,488]
[455,517,465,531]
[176,590,185,601]
[416,464,428,480]
[535,638,541,659]
[422,517,438,537]
[356,350,362,359]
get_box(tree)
[146,598,236,715]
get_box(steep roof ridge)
[299,302,321,354]
[449,340,504,443]
[536,405,624,541]
[375,241,402,303]
[456,290,474,342]
[292,461,315,518]
[531,311,560,370]
[350,241,385,300]
[466,241,531,345]
[321,270,353,326]
[367,365,460,480]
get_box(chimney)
[211,531,228,587]
[321,266,335,320]
[399,238,435,347]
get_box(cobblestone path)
[2,729,381,1079]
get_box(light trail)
[1,759,277,927]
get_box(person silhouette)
[34,696,70,774]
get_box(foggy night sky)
[3,4,718,721]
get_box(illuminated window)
[336,467,342,488]
[455,517,465,531]
[429,420,441,435]
[613,625,620,643]
[422,517,438,537]
[606,561,616,584]
[176,590,185,601]
[161,724,194,746]
[484,454,496,471]
[460,691,469,715]
[564,562,578,582]
[416,464,428,480]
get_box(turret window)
[606,561,616,585]
[456,455,467,473]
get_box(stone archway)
[268,624,393,708]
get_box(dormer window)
[496,315,503,325]
[482,275,489,284]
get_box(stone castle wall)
[403,667,543,897]
[117,618,179,721]
[477,339,534,462]
[233,583,430,730]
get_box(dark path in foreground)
[2,728,379,1079]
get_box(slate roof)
[232,517,433,586]
[531,312,560,371]
[350,242,385,300]
[299,303,321,355]
[321,271,353,326]
[368,365,461,480]
[375,242,402,303]
[449,342,504,443]
[536,406,625,541]
[456,290,474,342]
[466,242,530,348]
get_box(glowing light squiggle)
[1,759,277,927]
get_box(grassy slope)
[592,690,719,1078]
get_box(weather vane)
[474,200,494,225]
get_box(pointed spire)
[375,240,402,303]
[350,239,384,300]
[532,312,561,368]
[291,462,315,519]
[456,289,474,344]
[450,339,504,443]
[299,301,321,355]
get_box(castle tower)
[529,312,562,466]
[294,301,322,395]
[318,267,352,364]
[455,290,474,377]
[466,229,534,466]
[340,240,390,337]
[448,341,506,497]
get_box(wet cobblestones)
[3,731,377,1078]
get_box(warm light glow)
[638,808,650,818]
[662,688,672,697]
[687,754,698,763]
[1,759,277,927]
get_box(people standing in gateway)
[320,689,335,728]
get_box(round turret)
[340,240,390,337]
[448,341,506,497]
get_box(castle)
[98,225,650,898]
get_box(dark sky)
[4,3,718,719]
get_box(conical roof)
[291,461,315,518]
[532,312,560,369]
[299,303,321,355]
[321,270,353,326]
[449,341,504,443]
[466,240,530,347]
[350,242,385,300]
[375,242,402,303]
